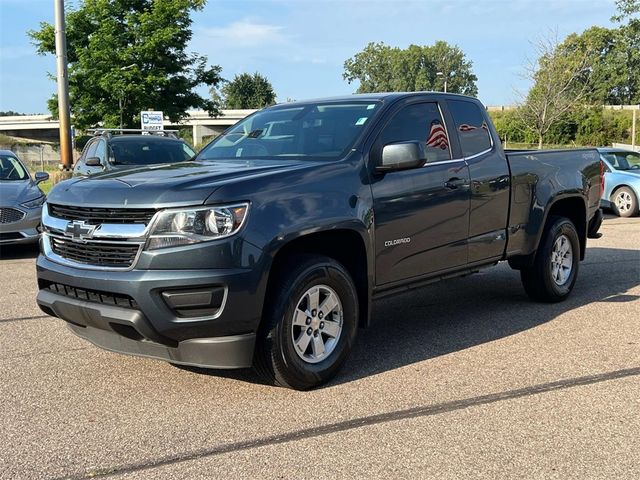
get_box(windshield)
[603,152,640,171]
[197,101,381,161]
[110,139,196,165]
[0,155,29,181]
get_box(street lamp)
[436,72,448,93]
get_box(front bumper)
[36,252,266,369]
[0,206,40,244]
[37,289,255,368]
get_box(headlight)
[147,203,249,250]
[20,195,46,209]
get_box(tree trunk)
[538,133,544,150]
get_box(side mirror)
[34,171,49,184]
[85,156,102,167]
[376,141,427,173]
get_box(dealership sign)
[141,111,164,132]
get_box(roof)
[108,135,184,144]
[597,147,639,154]
[269,92,476,108]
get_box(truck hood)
[0,180,43,206]
[46,159,315,208]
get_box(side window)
[448,100,493,157]
[83,139,98,161]
[94,139,107,163]
[378,102,451,162]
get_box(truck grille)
[41,281,138,308]
[48,204,156,225]
[50,236,141,268]
[0,207,25,224]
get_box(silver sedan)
[0,150,49,245]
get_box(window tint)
[94,139,106,162]
[0,155,28,180]
[378,102,451,162]
[110,139,195,165]
[83,139,98,161]
[448,100,492,157]
[198,101,381,161]
[603,152,640,171]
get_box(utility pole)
[54,0,73,170]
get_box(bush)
[489,107,635,147]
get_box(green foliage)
[558,25,640,105]
[74,135,92,151]
[29,0,222,129]
[612,0,640,21]
[220,72,276,109]
[343,41,478,96]
[572,107,634,146]
[489,107,634,147]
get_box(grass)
[29,164,61,195]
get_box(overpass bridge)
[0,109,256,146]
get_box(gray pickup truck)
[36,93,603,389]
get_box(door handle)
[444,177,466,189]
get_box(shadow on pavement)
[178,246,639,387]
[0,242,40,260]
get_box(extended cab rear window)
[377,102,451,163]
[448,100,492,158]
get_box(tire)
[520,216,580,303]
[611,186,638,217]
[254,255,358,390]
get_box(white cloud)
[199,19,288,48]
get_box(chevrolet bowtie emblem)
[64,220,97,241]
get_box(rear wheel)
[254,255,358,390]
[520,216,580,303]
[611,186,638,217]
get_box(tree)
[343,41,478,96]
[29,0,222,129]
[612,0,640,21]
[517,33,592,149]
[220,73,276,109]
[611,0,640,104]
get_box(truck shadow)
[178,246,639,388]
[0,243,40,260]
[335,245,640,386]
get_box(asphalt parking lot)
[0,215,638,479]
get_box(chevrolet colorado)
[36,93,603,390]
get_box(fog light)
[161,287,226,318]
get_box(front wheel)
[611,186,638,217]
[520,216,580,303]
[254,255,358,390]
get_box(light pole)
[436,72,448,93]
[118,64,136,129]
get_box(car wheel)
[254,254,358,390]
[611,186,638,217]
[520,216,580,303]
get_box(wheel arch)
[610,183,640,200]
[543,196,588,260]
[263,228,371,329]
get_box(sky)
[0,0,620,114]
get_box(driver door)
[371,101,471,286]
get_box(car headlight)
[146,203,249,250]
[20,195,46,209]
